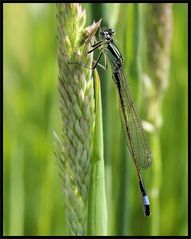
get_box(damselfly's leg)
[90,40,102,48]
[88,41,103,53]
[69,49,106,70]
[92,52,103,69]
[68,40,106,70]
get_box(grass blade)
[87,70,108,235]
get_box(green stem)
[150,131,161,235]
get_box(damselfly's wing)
[115,68,152,170]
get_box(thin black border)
[1,0,3,238]
[1,0,191,3]
[188,1,190,238]
[1,1,190,238]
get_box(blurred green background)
[3,3,188,236]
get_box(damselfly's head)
[99,28,115,41]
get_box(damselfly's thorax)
[105,41,123,71]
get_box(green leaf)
[87,70,108,235]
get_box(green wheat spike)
[54,3,101,235]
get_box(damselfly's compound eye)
[108,29,115,36]
[99,30,111,40]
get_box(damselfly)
[88,28,152,216]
